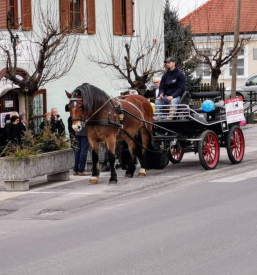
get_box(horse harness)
[69,89,183,153]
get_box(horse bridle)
[68,97,85,123]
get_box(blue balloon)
[201,100,215,112]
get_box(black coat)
[50,115,65,136]
[1,121,10,146]
[40,121,53,133]
[4,122,14,145]
[144,89,157,103]
[159,67,186,98]
[11,122,26,144]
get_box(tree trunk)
[211,68,221,91]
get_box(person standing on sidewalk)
[73,124,91,176]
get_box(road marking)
[210,170,257,182]
[29,191,103,195]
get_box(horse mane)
[73,83,110,118]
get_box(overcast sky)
[170,0,209,19]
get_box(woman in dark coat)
[40,112,53,133]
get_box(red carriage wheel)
[169,146,184,163]
[226,125,245,164]
[198,130,220,170]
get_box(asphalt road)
[0,125,257,275]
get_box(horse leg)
[89,142,100,184]
[125,139,137,178]
[138,128,150,177]
[106,136,118,184]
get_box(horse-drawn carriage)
[66,84,245,184]
[151,91,245,170]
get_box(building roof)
[180,0,257,35]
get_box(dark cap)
[164,57,176,63]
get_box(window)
[253,48,257,60]
[227,47,245,76]
[70,0,83,31]
[113,0,134,36]
[247,75,257,85]
[9,0,18,28]
[60,0,95,34]
[0,0,32,30]
[196,48,212,78]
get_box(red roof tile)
[180,0,257,35]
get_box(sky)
[170,0,209,19]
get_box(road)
[0,125,256,275]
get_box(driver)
[155,57,186,118]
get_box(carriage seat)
[179,91,189,105]
[189,91,221,121]
[190,91,221,99]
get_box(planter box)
[0,149,74,191]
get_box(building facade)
[0,0,164,135]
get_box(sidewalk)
[241,123,257,129]
[0,172,93,202]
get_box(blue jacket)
[159,67,186,98]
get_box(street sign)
[225,96,244,124]
[0,112,12,128]
[5,101,13,108]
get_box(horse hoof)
[126,174,133,178]
[138,168,146,177]
[89,176,99,184]
[109,180,117,185]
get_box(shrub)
[1,126,71,159]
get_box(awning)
[0,84,20,98]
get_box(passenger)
[155,57,186,118]
[144,77,161,103]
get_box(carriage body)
[151,92,245,170]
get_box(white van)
[225,73,257,101]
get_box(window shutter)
[21,0,32,30]
[125,0,133,36]
[113,0,122,35]
[0,0,8,29]
[60,0,70,31]
[87,0,95,34]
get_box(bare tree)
[181,0,257,90]
[87,11,164,94]
[0,2,84,130]
[191,34,250,90]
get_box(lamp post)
[231,0,242,98]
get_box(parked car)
[225,73,257,101]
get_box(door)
[0,90,19,145]
[33,89,47,135]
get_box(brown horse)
[66,83,153,184]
